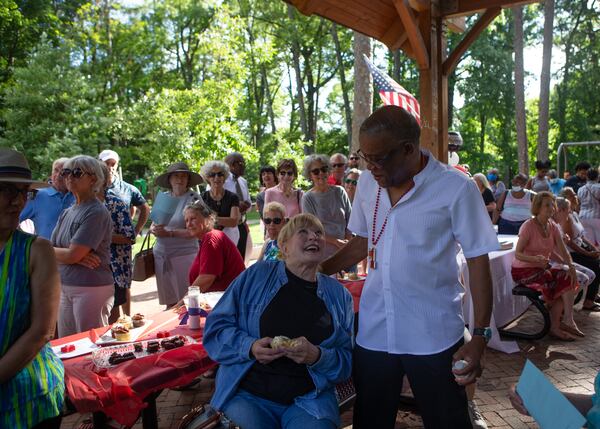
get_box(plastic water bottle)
[188,286,201,329]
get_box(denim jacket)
[204,261,354,426]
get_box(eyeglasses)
[264,217,284,225]
[344,178,358,186]
[356,142,410,169]
[278,171,294,177]
[60,168,90,179]
[310,166,329,175]
[349,156,359,161]
[0,183,30,201]
[207,171,225,178]
[332,163,346,168]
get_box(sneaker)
[468,400,488,429]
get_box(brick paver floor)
[60,276,600,428]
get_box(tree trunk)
[351,32,373,155]
[331,23,352,146]
[513,6,529,174]
[287,5,309,150]
[537,0,554,162]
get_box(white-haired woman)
[51,155,113,336]
[151,162,203,309]
[258,201,288,261]
[301,154,352,258]
[473,172,496,218]
[204,214,353,429]
[201,161,241,246]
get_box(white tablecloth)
[459,234,530,353]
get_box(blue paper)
[150,191,180,225]
[517,360,586,429]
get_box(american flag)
[363,54,421,124]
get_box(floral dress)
[104,191,136,290]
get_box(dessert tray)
[52,337,100,359]
[91,335,196,368]
[95,320,154,346]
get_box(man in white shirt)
[224,152,252,260]
[321,106,498,428]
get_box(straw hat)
[0,148,49,189]
[155,162,203,189]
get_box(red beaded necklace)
[369,153,427,269]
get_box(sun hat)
[98,149,120,162]
[155,162,203,189]
[0,148,50,189]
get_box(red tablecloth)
[340,279,365,313]
[50,311,215,427]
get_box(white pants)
[580,218,600,246]
[573,262,594,311]
[58,284,114,337]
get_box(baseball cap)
[98,149,120,162]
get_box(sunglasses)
[60,168,90,179]
[356,143,410,169]
[332,163,346,168]
[264,217,284,225]
[349,156,359,161]
[0,183,31,201]
[310,166,330,175]
[344,178,358,186]
[207,171,225,178]
[279,171,295,177]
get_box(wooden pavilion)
[284,0,540,162]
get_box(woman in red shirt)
[512,191,581,341]
[185,200,245,293]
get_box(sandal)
[560,323,585,337]
[582,303,600,312]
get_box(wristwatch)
[473,327,492,343]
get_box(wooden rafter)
[442,7,501,75]
[393,0,429,69]
[381,21,409,50]
[442,0,540,17]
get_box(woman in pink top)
[512,191,581,340]
[264,159,303,218]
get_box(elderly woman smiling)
[203,214,354,429]
[51,155,113,337]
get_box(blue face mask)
[487,173,497,182]
[550,178,559,184]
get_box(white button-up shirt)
[225,173,251,206]
[348,150,499,355]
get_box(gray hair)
[200,160,230,181]
[548,169,558,179]
[330,153,348,164]
[302,154,331,180]
[64,155,105,193]
[345,168,361,179]
[555,197,570,211]
[184,199,216,222]
[263,201,286,218]
[224,152,244,166]
[473,173,491,190]
[52,157,69,170]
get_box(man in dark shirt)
[565,161,591,193]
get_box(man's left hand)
[452,337,486,385]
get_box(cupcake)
[132,313,145,328]
[117,315,133,329]
[111,323,131,341]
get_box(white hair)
[64,155,105,193]
[200,160,230,181]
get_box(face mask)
[487,173,497,182]
[512,186,523,192]
[550,178,559,184]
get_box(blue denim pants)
[222,389,336,429]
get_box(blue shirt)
[19,187,75,240]
[107,177,146,208]
[590,371,600,428]
[549,178,566,196]
[204,261,354,426]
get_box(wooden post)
[417,1,448,163]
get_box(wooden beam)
[442,0,540,17]
[442,7,501,75]
[408,0,429,12]
[393,0,430,69]
[381,21,409,50]
[446,16,466,33]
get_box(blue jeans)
[222,389,336,429]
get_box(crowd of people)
[2,105,600,428]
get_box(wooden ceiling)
[284,0,540,53]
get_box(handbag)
[132,230,155,281]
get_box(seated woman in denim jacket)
[203,213,354,429]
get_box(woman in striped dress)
[0,149,64,428]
